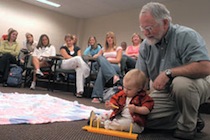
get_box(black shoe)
[56,73,65,82]
[76,92,83,98]
[114,80,123,90]
[56,75,61,82]
[197,114,205,132]
[3,82,8,87]
[173,128,196,140]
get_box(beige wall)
[81,8,140,51]
[0,0,210,54]
[82,0,210,52]
[0,0,78,52]
[166,0,210,49]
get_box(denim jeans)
[91,56,121,98]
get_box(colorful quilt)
[0,92,109,125]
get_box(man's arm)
[171,61,210,78]
[153,61,210,90]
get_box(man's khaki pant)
[146,76,210,131]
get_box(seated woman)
[0,29,20,86]
[30,34,56,90]
[83,36,102,57]
[123,33,142,71]
[19,32,37,64]
[91,31,122,103]
[60,34,90,98]
[126,33,142,60]
[83,36,102,73]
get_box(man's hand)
[153,71,170,90]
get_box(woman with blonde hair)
[91,31,122,103]
[83,36,102,75]
[83,36,101,57]
[19,33,37,64]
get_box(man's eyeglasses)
[139,23,159,33]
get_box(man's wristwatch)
[165,69,173,79]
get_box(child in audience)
[89,69,154,133]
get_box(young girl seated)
[89,69,154,133]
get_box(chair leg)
[47,72,53,91]
[51,72,57,92]
[24,69,32,87]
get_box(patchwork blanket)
[0,92,109,125]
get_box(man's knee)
[172,77,193,97]
[172,76,190,90]
[171,76,199,102]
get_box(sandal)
[114,80,123,90]
[91,98,100,103]
[113,75,120,84]
[76,92,83,98]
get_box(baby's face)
[123,80,140,97]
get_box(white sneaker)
[30,81,36,90]
[36,69,44,76]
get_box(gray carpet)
[0,85,210,140]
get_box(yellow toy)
[82,113,138,140]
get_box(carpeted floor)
[0,85,210,140]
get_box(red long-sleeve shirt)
[109,90,154,126]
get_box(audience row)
[0,29,142,99]
[1,2,210,138]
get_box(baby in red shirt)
[89,69,154,133]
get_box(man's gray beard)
[146,38,159,45]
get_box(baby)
[89,69,154,133]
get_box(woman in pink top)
[91,31,123,103]
[126,33,142,60]
[122,33,142,72]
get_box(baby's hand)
[105,101,112,109]
[105,101,119,110]
[128,104,136,113]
